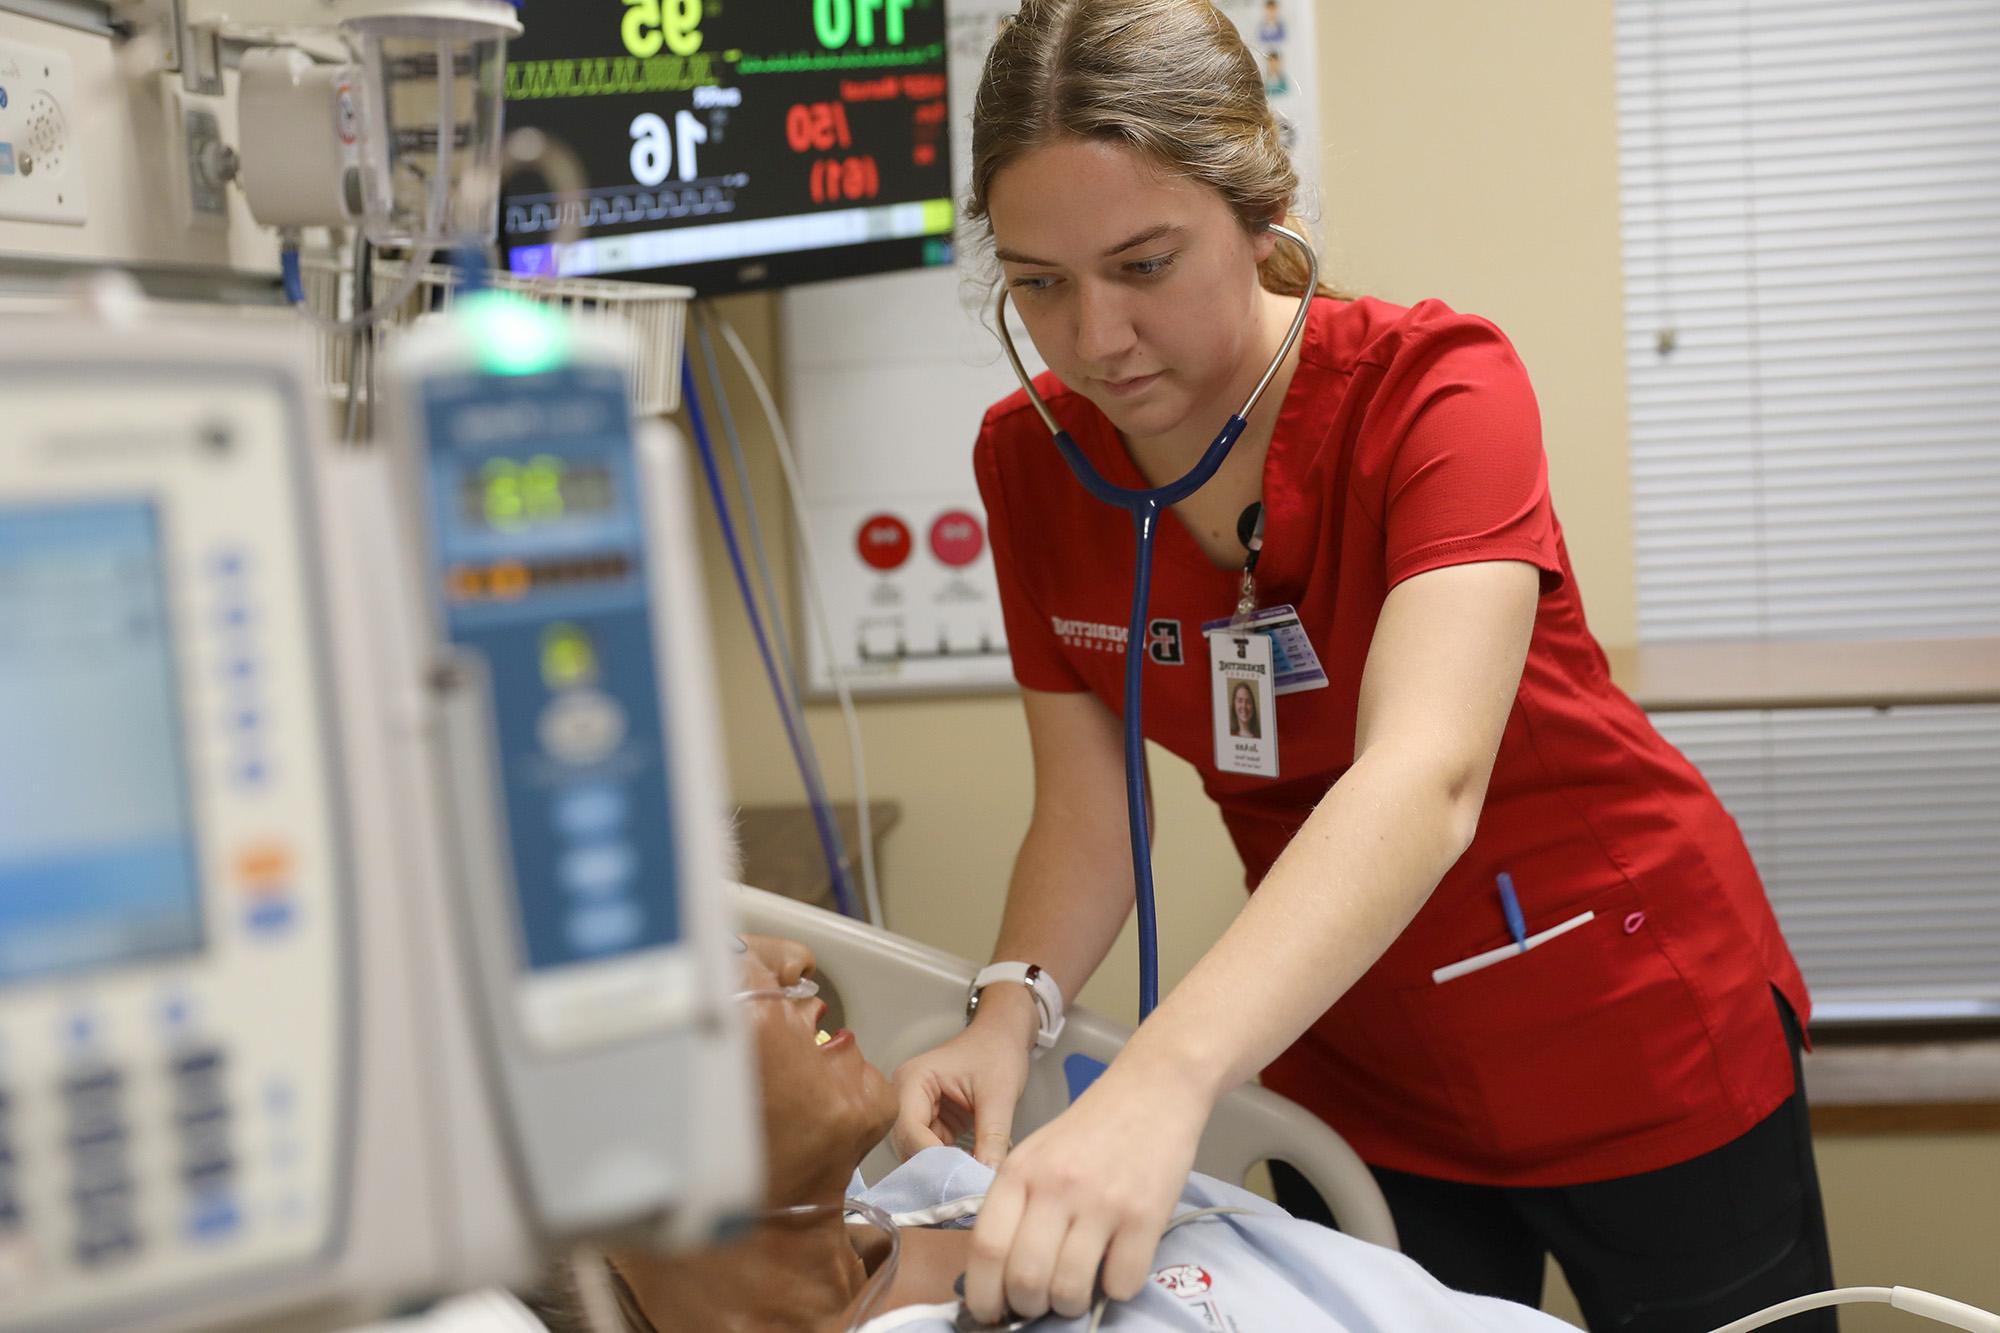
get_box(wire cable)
[709,310,885,928]
[681,356,858,918]
[281,239,436,335]
[689,306,856,918]
[580,1200,900,1333]
[1706,1286,2000,1333]
[839,1198,902,1332]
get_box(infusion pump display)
[501,0,954,294]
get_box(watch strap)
[966,961,1067,1052]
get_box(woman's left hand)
[960,1060,1213,1324]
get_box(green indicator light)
[462,289,569,376]
[541,621,599,690]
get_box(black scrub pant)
[1270,992,1837,1332]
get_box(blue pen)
[1496,873,1528,952]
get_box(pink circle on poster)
[929,510,985,568]
[856,514,913,571]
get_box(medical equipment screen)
[422,366,683,975]
[460,457,617,533]
[500,0,953,295]
[0,502,206,986]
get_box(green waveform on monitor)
[506,54,719,100]
[736,43,945,74]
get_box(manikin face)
[986,138,1278,443]
[737,938,897,1200]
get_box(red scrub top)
[973,295,1810,1187]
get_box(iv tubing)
[689,310,857,917]
[1706,1286,1999,1333]
[681,357,859,919]
[709,309,886,930]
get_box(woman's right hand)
[890,985,1038,1165]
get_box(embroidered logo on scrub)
[1151,1264,1213,1298]
[1048,615,1185,664]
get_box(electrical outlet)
[0,37,87,225]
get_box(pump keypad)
[173,1046,241,1239]
[63,1065,139,1267]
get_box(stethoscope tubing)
[994,224,1320,1018]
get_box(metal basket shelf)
[300,254,691,417]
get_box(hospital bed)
[735,886,1400,1251]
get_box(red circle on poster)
[929,510,985,568]
[856,514,913,571]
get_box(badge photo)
[1208,630,1279,778]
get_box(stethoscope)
[993,223,1320,1019]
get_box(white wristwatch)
[965,962,1067,1054]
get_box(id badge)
[1198,604,1329,696]
[1208,629,1279,778]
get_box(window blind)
[1613,0,2000,1019]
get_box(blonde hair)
[966,0,1340,300]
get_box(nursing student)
[889,2,1838,1330]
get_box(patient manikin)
[522,937,1574,1333]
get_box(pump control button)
[172,1047,227,1079]
[538,691,627,766]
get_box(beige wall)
[1313,3,1637,651]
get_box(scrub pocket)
[1396,883,1728,1164]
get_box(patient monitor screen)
[0,502,206,986]
[499,0,954,295]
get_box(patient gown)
[852,1148,1571,1332]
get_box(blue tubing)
[679,357,858,918]
[279,248,305,305]
[689,317,855,912]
